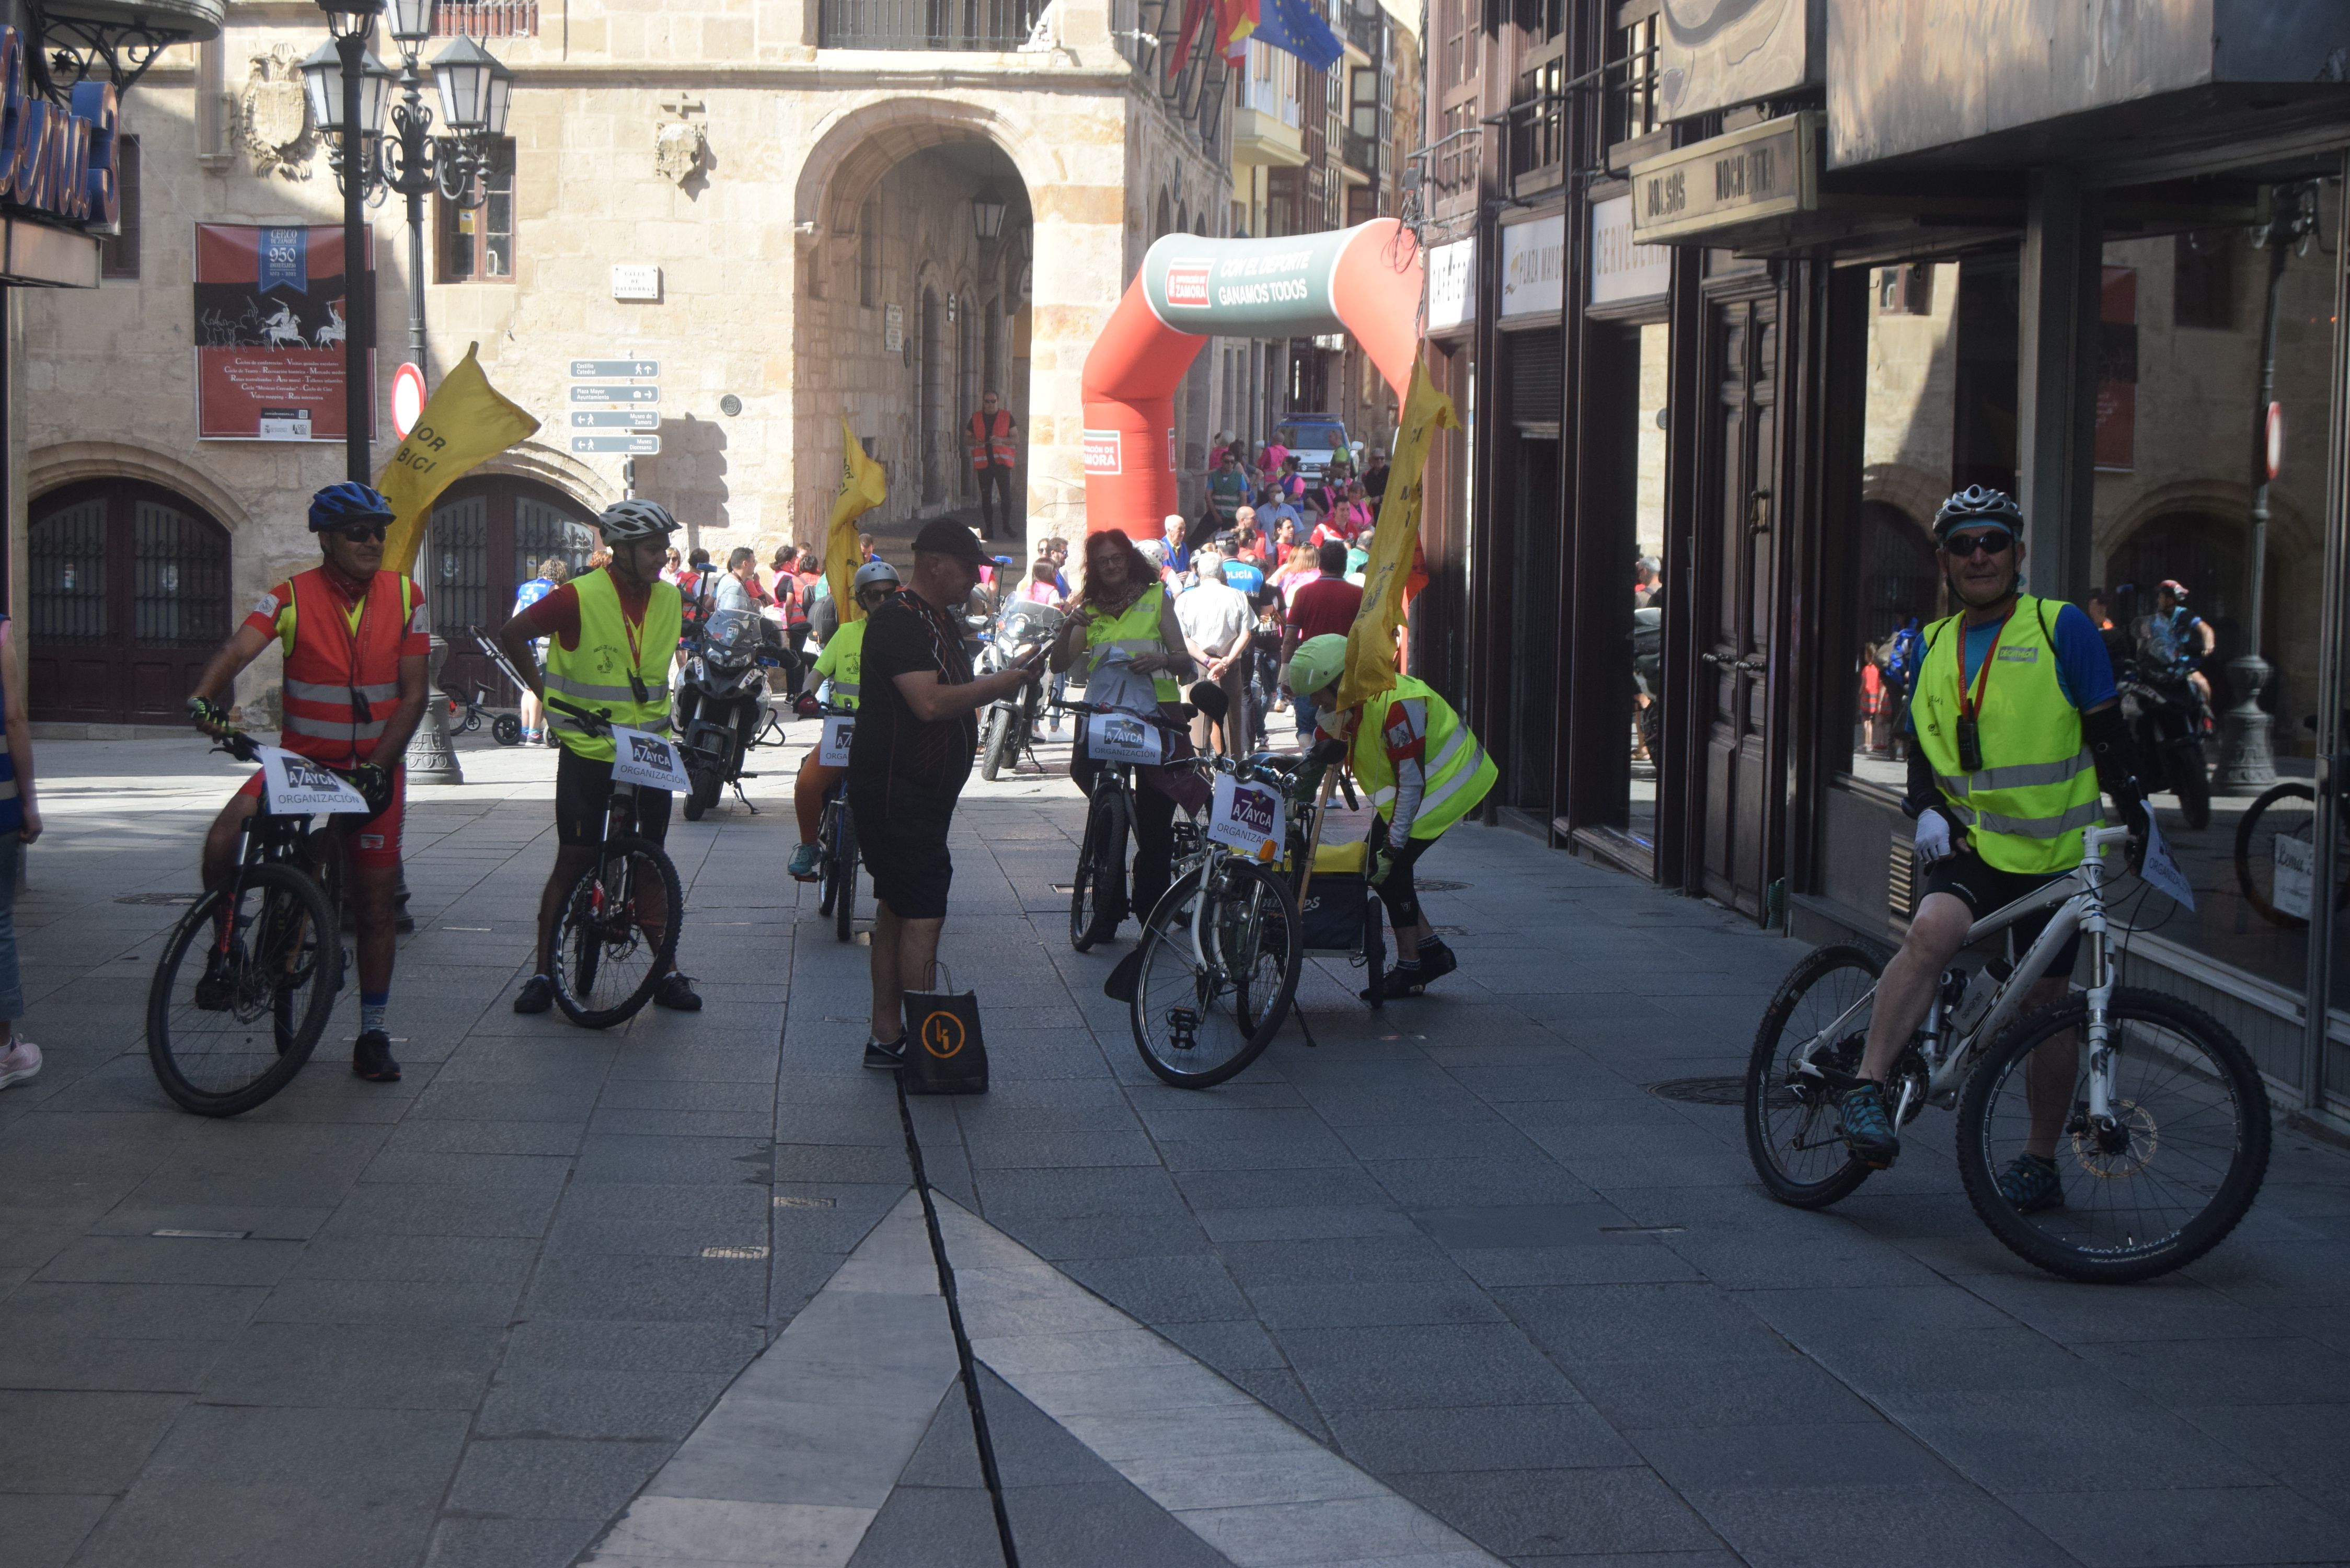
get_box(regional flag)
[1252,0,1340,70]
[1168,0,1211,73]
[827,419,889,625]
[379,344,542,578]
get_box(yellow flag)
[379,344,542,578]
[1339,356,1459,708]
[827,419,890,626]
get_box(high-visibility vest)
[814,619,868,711]
[1913,594,2102,874]
[1347,675,1496,841]
[969,410,1016,470]
[277,567,417,767]
[545,569,682,763]
[1084,583,1180,704]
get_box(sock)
[360,991,388,1036]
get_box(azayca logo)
[628,735,669,766]
[284,760,342,793]
[1103,717,1148,749]
[1227,785,1276,836]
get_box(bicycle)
[1128,748,1306,1087]
[1057,699,1193,952]
[145,732,361,1116]
[1745,824,2271,1283]
[543,698,686,1027]
[810,701,860,942]
[2234,715,2346,927]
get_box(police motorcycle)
[674,604,780,820]
[977,595,1065,781]
[2119,621,2213,831]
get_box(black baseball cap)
[912,518,990,564]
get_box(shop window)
[2174,231,2234,331]
[436,140,515,282]
[100,136,139,279]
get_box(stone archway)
[28,477,233,724]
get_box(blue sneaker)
[1838,1081,1900,1169]
[1996,1153,2064,1213]
[788,843,821,882]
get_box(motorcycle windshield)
[997,603,1063,650]
[703,608,759,659]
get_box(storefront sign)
[1499,215,1565,322]
[1589,194,1671,309]
[1425,236,1475,332]
[1628,113,1818,244]
[194,223,375,442]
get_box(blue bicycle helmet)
[309,481,396,532]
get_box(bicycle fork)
[2079,907,2120,1132]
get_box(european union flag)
[1253,0,1341,71]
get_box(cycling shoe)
[513,974,555,1014]
[193,950,236,1012]
[653,973,704,1011]
[1838,1081,1901,1169]
[352,1031,402,1082]
[1996,1152,2064,1213]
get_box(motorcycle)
[2120,650,2212,831]
[675,606,777,821]
[977,598,1063,781]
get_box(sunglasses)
[336,524,388,545]
[1942,529,2013,558]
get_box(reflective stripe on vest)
[277,568,414,766]
[817,620,867,710]
[1912,594,2104,875]
[545,569,683,764]
[1084,584,1180,703]
[1349,674,1497,840]
[970,410,1015,469]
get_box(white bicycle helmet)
[852,559,901,594]
[597,499,679,543]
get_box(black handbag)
[902,964,988,1095]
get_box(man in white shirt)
[1175,545,1253,754]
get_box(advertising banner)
[195,223,375,442]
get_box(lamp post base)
[405,633,465,785]
[2214,651,2279,797]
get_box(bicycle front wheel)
[147,863,341,1117]
[832,805,859,942]
[1131,860,1300,1089]
[1956,988,2271,1284]
[1743,942,1887,1209]
[1070,789,1124,951]
[551,834,684,1028]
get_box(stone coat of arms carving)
[239,47,316,181]
[653,121,707,186]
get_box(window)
[2174,231,2234,331]
[1350,66,1377,137]
[859,196,881,308]
[1875,263,1932,316]
[100,135,139,279]
[436,140,514,281]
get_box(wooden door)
[29,481,230,724]
[427,479,596,703]
[1696,296,1778,915]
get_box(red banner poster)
[2094,264,2136,472]
[194,223,375,441]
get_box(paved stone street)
[5,725,2350,1568]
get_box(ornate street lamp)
[971,188,1007,243]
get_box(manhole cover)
[1648,1076,1746,1106]
[1416,880,1469,892]
[116,893,199,906]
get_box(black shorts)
[1922,854,2080,977]
[556,745,674,848]
[850,780,954,920]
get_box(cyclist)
[2146,578,2218,718]
[1281,634,1494,997]
[185,481,427,1084]
[500,499,702,1016]
[787,559,900,881]
[1840,487,2150,1209]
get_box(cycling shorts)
[555,744,673,848]
[1921,854,2081,978]
[236,764,404,869]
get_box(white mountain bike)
[1745,824,2271,1283]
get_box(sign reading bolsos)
[1424,237,1475,333]
[1499,215,1565,322]
[1589,194,1672,309]
[1628,112,1819,245]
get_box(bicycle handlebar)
[545,696,614,735]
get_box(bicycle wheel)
[816,801,842,918]
[1131,861,1300,1089]
[550,834,684,1028]
[832,805,860,943]
[2236,782,2321,927]
[1956,988,2270,1283]
[1743,942,1888,1208]
[147,863,341,1117]
[1069,789,1125,951]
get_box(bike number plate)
[819,714,855,767]
[2138,813,2198,911]
[610,725,691,792]
[1086,711,1164,766]
[1207,774,1285,859]
[2274,831,2314,921]
[255,746,371,814]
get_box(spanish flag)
[1339,355,1458,708]
[379,344,541,579]
[1218,0,1257,60]
[826,418,889,625]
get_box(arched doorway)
[1859,500,1938,648]
[29,480,231,723]
[425,475,598,701]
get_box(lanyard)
[618,593,650,704]
[1956,611,2012,721]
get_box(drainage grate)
[1416,880,1469,892]
[117,893,199,906]
[1647,1076,1747,1106]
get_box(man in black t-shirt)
[850,519,1043,1069]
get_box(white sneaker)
[0,1040,41,1090]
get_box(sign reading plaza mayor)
[194,223,376,442]
[1499,214,1565,322]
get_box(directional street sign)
[570,410,660,430]
[570,359,659,379]
[570,384,658,404]
[571,434,662,455]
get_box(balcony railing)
[1341,124,1376,174]
[1409,123,1481,213]
[432,0,536,36]
[1343,2,1378,56]
[1503,89,1564,193]
[818,0,1045,49]
[1603,16,1661,147]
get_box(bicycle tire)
[2170,739,2213,831]
[146,864,341,1117]
[551,834,684,1028]
[980,706,1011,782]
[816,801,842,918]
[1955,988,2271,1283]
[1744,941,1889,1209]
[833,804,860,943]
[1069,788,1125,951]
[1131,860,1300,1089]
[2234,782,2339,927]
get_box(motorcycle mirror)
[1189,681,1229,722]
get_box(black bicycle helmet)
[597,499,679,543]
[1931,485,2024,541]
[308,481,395,531]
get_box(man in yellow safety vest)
[1283,634,1496,997]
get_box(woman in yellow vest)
[787,559,902,880]
[1283,633,1497,997]
[1047,528,1200,942]
[1838,487,2150,1215]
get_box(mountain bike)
[544,698,686,1028]
[811,702,861,942]
[146,732,360,1116]
[1745,823,2270,1283]
[1058,700,1193,952]
[2234,715,2347,927]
